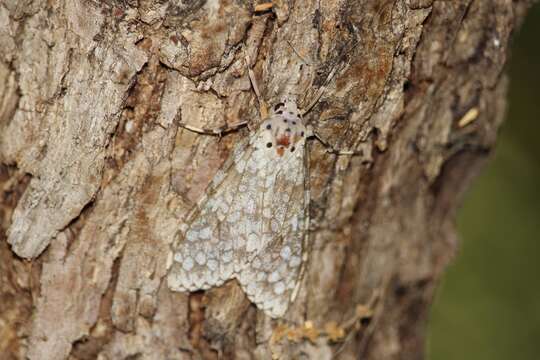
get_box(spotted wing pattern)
[236,151,307,317]
[167,99,308,318]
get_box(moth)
[167,59,347,318]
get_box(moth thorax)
[262,103,306,157]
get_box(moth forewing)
[291,130,312,305]
[167,136,255,292]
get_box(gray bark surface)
[0,0,532,359]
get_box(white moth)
[167,96,311,318]
[166,53,351,317]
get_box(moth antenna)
[244,48,269,119]
[300,65,340,116]
[286,40,312,66]
[301,40,360,116]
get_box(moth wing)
[237,227,305,318]
[167,137,254,291]
[236,149,308,317]
[168,118,309,319]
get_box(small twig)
[254,3,273,13]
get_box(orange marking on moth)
[276,135,291,157]
[277,135,291,147]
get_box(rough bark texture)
[0,0,533,359]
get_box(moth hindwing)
[167,98,309,318]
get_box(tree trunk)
[0,0,532,359]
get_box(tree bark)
[0,0,532,359]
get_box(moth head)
[272,96,299,116]
[260,97,307,157]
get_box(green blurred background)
[428,4,540,360]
